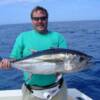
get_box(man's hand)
[0,59,11,69]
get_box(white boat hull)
[0,88,92,100]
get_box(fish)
[10,48,92,74]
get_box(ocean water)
[0,20,100,100]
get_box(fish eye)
[79,57,84,62]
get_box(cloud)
[0,0,44,5]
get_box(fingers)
[0,59,11,69]
[0,62,2,68]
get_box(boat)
[0,88,92,100]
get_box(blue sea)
[0,20,100,100]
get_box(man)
[0,6,68,100]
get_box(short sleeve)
[10,33,24,59]
[58,33,68,48]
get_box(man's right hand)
[0,59,11,69]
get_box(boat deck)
[0,88,92,100]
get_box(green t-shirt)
[10,30,67,86]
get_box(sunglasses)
[32,16,47,21]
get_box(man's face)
[32,10,48,33]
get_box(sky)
[0,0,100,25]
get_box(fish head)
[63,53,92,72]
